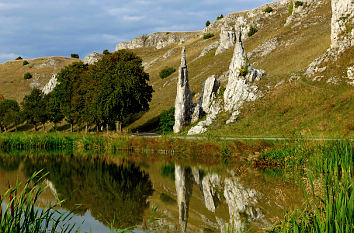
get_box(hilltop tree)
[0,99,20,132]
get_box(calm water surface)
[0,152,305,232]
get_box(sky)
[0,0,275,63]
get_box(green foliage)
[0,99,20,131]
[216,14,224,20]
[159,67,176,79]
[159,107,175,134]
[15,56,23,60]
[21,89,47,129]
[295,1,304,8]
[248,26,258,37]
[161,164,175,181]
[288,2,294,15]
[205,20,211,27]
[203,33,215,39]
[238,57,249,77]
[22,60,29,66]
[70,53,79,59]
[264,6,273,13]
[0,171,80,233]
[23,72,32,80]
[103,49,110,55]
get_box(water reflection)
[0,153,304,233]
[22,155,154,229]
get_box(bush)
[264,6,273,13]
[70,53,79,59]
[203,33,215,39]
[23,72,32,80]
[288,2,294,15]
[103,49,110,55]
[15,56,22,60]
[295,1,304,7]
[159,67,176,79]
[216,14,224,20]
[205,20,211,27]
[159,107,175,134]
[248,26,258,37]
[22,60,29,66]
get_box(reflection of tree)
[0,154,23,172]
[23,155,154,228]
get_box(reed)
[0,170,80,233]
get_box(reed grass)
[269,141,353,233]
[0,170,80,233]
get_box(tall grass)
[270,141,353,232]
[0,171,80,233]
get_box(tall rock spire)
[173,47,193,133]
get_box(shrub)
[23,72,32,80]
[159,107,175,134]
[22,60,29,66]
[248,26,258,37]
[205,20,211,27]
[295,1,304,7]
[70,53,79,59]
[203,33,215,39]
[15,56,23,60]
[264,6,273,13]
[103,49,110,55]
[159,67,176,79]
[288,2,294,15]
[216,14,224,20]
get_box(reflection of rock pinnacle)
[175,165,193,233]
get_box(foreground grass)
[264,141,353,233]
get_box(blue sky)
[0,0,274,63]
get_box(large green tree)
[21,89,47,131]
[0,99,20,132]
[91,50,153,127]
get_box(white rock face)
[83,52,103,65]
[42,74,58,95]
[331,0,353,50]
[201,174,222,212]
[347,65,354,85]
[224,31,264,123]
[215,25,236,55]
[116,32,197,50]
[199,42,219,58]
[173,48,194,133]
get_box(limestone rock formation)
[215,25,236,55]
[331,0,353,50]
[173,47,194,133]
[201,174,222,212]
[42,74,58,95]
[83,52,103,65]
[116,32,197,50]
[224,31,265,123]
[198,42,219,58]
[191,75,220,123]
[347,65,354,85]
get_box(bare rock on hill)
[42,74,58,95]
[116,32,198,50]
[347,66,354,85]
[215,25,236,55]
[199,42,219,58]
[331,0,353,51]
[224,31,265,124]
[32,58,58,69]
[83,52,103,65]
[173,47,194,134]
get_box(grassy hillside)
[0,57,78,102]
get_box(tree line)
[0,50,153,132]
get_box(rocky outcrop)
[175,165,194,233]
[331,0,353,50]
[42,74,58,95]
[83,52,103,65]
[191,75,220,123]
[347,65,354,85]
[215,25,236,55]
[198,42,219,58]
[173,47,194,133]
[201,174,222,212]
[116,32,198,50]
[224,30,265,123]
